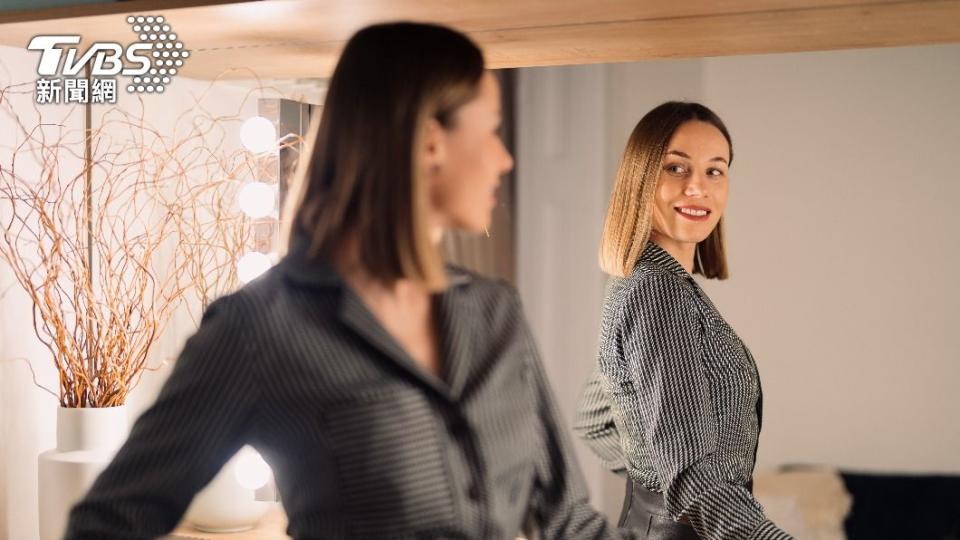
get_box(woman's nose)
[501,143,515,173]
[683,171,708,196]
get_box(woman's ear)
[421,117,447,175]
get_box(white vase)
[37,405,129,540]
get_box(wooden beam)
[0,0,257,25]
[0,0,957,80]
[479,1,960,68]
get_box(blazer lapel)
[283,244,477,403]
[435,281,478,402]
[337,288,452,401]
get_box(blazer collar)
[639,240,692,280]
[280,239,474,402]
[639,241,725,312]
[280,238,473,290]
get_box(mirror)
[512,44,960,539]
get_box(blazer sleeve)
[64,293,262,540]
[615,273,792,540]
[573,367,627,475]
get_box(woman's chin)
[447,215,491,235]
[668,223,720,243]
[654,230,712,246]
[461,222,490,235]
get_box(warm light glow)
[233,447,271,491]
[237,252,273,283]
[237,182,276,218]
[240,116,277,154]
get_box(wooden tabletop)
[166,506,289,539]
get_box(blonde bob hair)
[283,22,485,291]
[598,101,733,279]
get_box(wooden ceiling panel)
[479,1,960,68]
[0,0,957,80]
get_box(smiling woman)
[575,102,792,539]
[648,116,732,280]
[597,102,733,280]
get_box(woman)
[573,102,793,540]
[66,23,632,539]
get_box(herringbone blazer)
[66,241,638,540]
[574,242,792,540]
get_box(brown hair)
[598,101,733,279]
[284,22,484,290]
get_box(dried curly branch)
[0,79,278,407]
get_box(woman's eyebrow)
[666,150,728,164]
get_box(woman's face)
[424,71,514,234]
[651,120,730,247]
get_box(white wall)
[696,44,960,474]
[516,43,960,519]
[0,44,261,540]
[515,65,621,514]
[0,46,84,540]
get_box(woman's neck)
[649,231,696,274]
[332,233,441,378]
[332,231,441,299]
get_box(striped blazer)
[65,241,638,539]
[574,242,792,539]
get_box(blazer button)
[467,483,481,501]
[449,418,469,439]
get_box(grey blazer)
[574,242,792,540]
[65,240,638,539]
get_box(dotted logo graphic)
[124,15,189,94]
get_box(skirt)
[616,478,755,539]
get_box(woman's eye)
[707,168,726,178]
[665,164,686,175]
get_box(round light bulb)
[239,116,277,154]
[237,252,273,283]
[237,182,276,218]
[233,447,271,491]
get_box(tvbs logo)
[27,15,189,104]
[29,36,152,77]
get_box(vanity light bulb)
[240,116,277,154]
[233,447,271,491]
[237,252,273,284]
[238,182,276,218]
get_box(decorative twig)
[0,77,274,407]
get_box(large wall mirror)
[512,45,960,539]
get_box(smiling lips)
[674,205,711,222]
